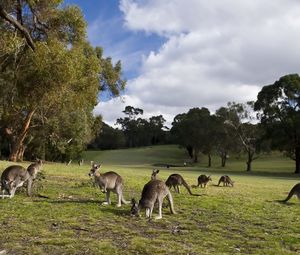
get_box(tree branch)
[0,5,35,50]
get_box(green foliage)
[171,107,216,163]
[254,74,300,173]
[116,106,167,148]
[0,1,125,161]
[88,123,126,150]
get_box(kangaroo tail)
[183,180,200,196]
[282,183,300,202]
[166,190,176,214]
[282,190,294,202]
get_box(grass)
[0,145,300,254]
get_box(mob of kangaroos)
[131,171,176,220]
[1,159,42,199]
[88,162,129,207]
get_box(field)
[0,145,300,255]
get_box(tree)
[149,115,166,145]
[254,74,300,173]
[215,107,242,167]
[88,122,125,150]
[171,108,213,164]
[223,102,262,172]
[0,1,125,161]
[116,106,144,147]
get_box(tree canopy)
[0,0,125,161]
[254,74,300,173]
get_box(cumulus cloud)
[95,0,300,126]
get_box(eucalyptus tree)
[171,107,214,164]
[0,1,125,161]
[222,102,262,171]
[254,74,300,173]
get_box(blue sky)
[64,0,165,80]
[63,1,300,127]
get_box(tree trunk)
[9,109,35,161]
[221,153,227,167]
[221,154,226,167]
[208,154,211,167]
[246,150,253,172]
[295,147,300,174]
[193,149,199,163]
[186,145,194,159]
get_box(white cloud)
[96,0,300,127]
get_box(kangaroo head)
[36,159,43,166]
[151,169,159,180]
[89,163,101,177]
[130,198,140,217]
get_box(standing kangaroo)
[282,183,300,202]
[165,174,200,196]
[1,159,42,198]
[218,175,234,187]
[151,169,160,180]
[196,175,212,188]
[131,179,176,219]
[88,163,129,207]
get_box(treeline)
[90,74,300,174]
[0,1,125,162]
[88,106,171,150]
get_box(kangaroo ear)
[156,169,160,174]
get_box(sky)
[64,0,300,127]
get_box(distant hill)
[83,145,189,166]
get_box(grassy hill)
[0,145,299,254]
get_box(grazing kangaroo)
[1,159,42,198]
[282,183,300,202]
[165,174,200,196]
[131,179,176,219]
[218,175,234,187]
[88,163,128,207]
[196,175,212,188]
[151,169,159,180]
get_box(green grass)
[0,145,300,254]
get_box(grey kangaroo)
[131,179,176,219]
[1,159,42,198]
[196,175,212,188]
[218,175,234,187]
[165,174,200,196]
[88,163,129,207]
[151,169,160,180]
[282,183,300,202]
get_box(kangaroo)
[151,169,159,180]
[78,159,84,166]
[1,160,42,198]
[131,179,176,220]
[282,183,300,202]
[26,159,43,196]
[196,175,212,188]
[218,175,234,187]
[165,174,200,196]
[88,163,129,207]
